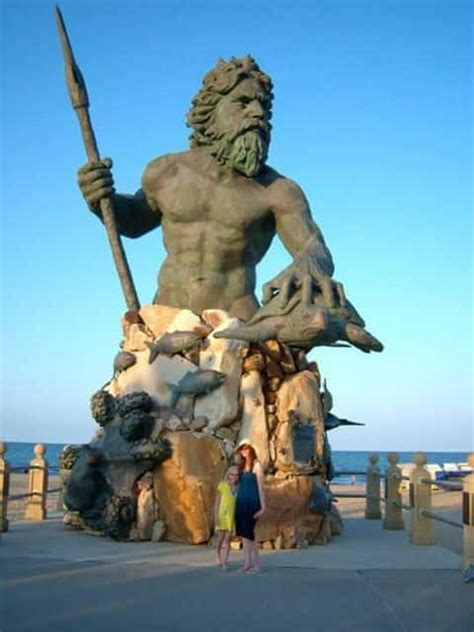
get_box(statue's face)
[211,78,271,176]
[214,78,270,142]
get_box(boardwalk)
[1,517,472,632]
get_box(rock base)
[154,432,227,544]
[62,305,339,544]
[256,476,331,548]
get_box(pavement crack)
[356,570,408,632]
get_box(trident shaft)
[55,5,140,312]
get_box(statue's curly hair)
[187,55,273,148]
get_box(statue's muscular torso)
[140,148,280,319]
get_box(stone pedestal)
[64,305,337,543]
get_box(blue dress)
[235,471,261,541]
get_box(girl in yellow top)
[214,465,239,568]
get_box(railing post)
[0,442,10,532]
[25,444,48,521]
[383,452,404,530]
[409,451,435,545]
[462,453,474,572]
[365,453,381,519]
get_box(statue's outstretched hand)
[256,252,383,351]
[77,158,115,210]
[262,253,345,311]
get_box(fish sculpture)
[177,369,226,395]
[113,351,137,376]
[214,286,383,353]
[324,412,364,432]
[168,369,226,408]
[146,331,204,364]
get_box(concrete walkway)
[1,517,473,631]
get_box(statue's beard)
[227,131,268,177]
[209,126,270,177]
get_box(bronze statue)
[77,55,381,352]
[59,30,380,539]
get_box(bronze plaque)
[292,424,315,463]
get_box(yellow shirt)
[215,481,236,532]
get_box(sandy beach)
[6,476,464,555]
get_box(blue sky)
[1,0,472,451]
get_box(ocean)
[4,442,470,483]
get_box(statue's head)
[187,55,273,177]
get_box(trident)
[55,6,140,312]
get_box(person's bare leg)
[215,530,225,566]
[222,532,231,568]
[241,538,251,571]
[250,540,262,572]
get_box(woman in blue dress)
[235,439,266,573]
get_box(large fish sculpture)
[215,284,383,353]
